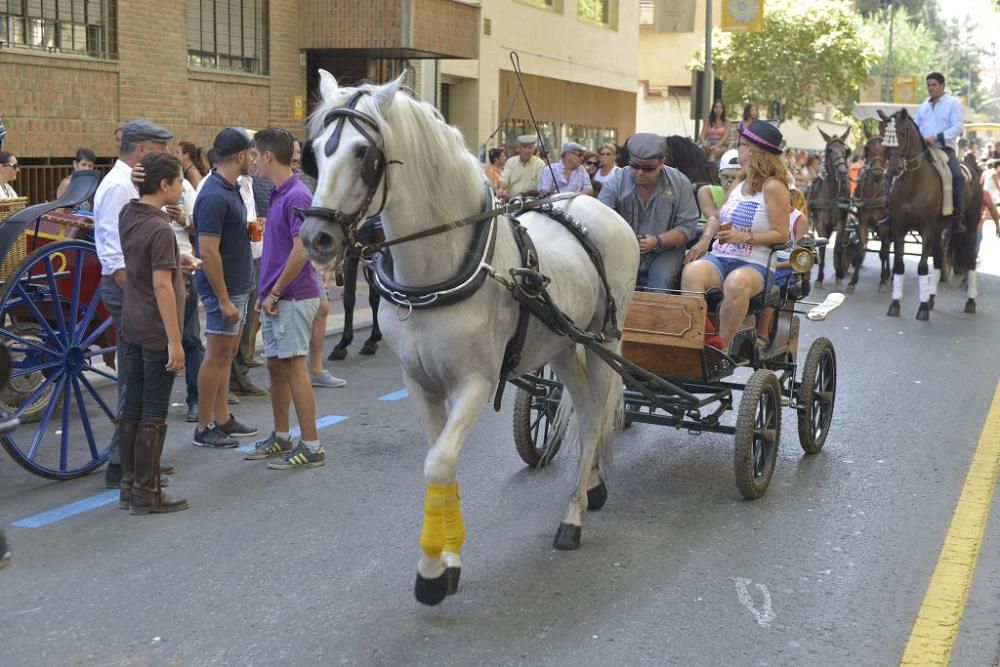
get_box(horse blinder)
[301,139,319,180]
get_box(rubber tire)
[512,370,564,467]
[734,369,782,500]
[797,337,837,455]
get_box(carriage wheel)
[797,337,837,454]
[734,369,782,500]
[0,322,57,423]
[0,240,116,479]
[512,368,565,467]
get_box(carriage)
[511,239,838,499]
[0,169,117,480]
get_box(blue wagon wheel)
[0,240,117,480]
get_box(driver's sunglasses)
[2,162,18,170]
[630,163,659,172]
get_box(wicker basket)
[0,197,29,282]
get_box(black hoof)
[927,295,935,311]
[444,566,461,596]
[553,522,581,550]
[328,345,348,361]
[887,300,901,317]
[359,340,379,356]
[587,480,608,511]
[414,571,449,606]
[916,304,929,321]
[965,298,976,314]
[845,284,856,294]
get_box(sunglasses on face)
[585,161,599,167]
[630,163,659,172]
[3,163,18,170]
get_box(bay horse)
[298,72,639,606]
[807,128,852,289]
[878,108,981,319]
[844,128,889,293]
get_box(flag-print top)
[711,180,774,268]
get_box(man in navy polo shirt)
[192,128,259,448]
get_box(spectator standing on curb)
[243,128,326,468]
[56,148,97,201]
[176,153,204,423]
[93,120,178,487]
[538,141,594,196]
[117,152,190,514]
[192,128,259,448]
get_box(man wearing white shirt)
[93,120,178,488]
[915,72,966,227]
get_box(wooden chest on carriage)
[622,291,707,378]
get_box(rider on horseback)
[915,72,966,231]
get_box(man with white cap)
[499,134,544,198]
[598,132,699,290]
[538,141,594,196]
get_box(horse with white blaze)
[297,71,639,606]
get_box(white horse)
[298,71,639,606]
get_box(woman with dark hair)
[56,147,97,200]
[700,100,728,160]
[0,151,19,199]
[176,141,208,189]
[681,119,791,349]
[485,147,506,189]
[116,151,190,515]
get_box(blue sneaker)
[266,442,325,470]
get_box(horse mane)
[309,82,485,227]
[665,135,718,185]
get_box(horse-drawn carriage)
[512,239,837,500]
[0,169,117,479]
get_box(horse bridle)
[887,114,927,178]
[297,90,398,248]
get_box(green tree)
[708,0,874,125]
[858,8,939,82]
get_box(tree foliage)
[709,0,874,125]
[858,8,939,82]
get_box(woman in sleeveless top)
[681,119,791,349]
[700,100,729,160]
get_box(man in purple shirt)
[537,141,594,196]
[242,128,326,469]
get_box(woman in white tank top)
[680,120,791,350]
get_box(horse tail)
[947,159,982,274]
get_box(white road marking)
[731,577,776,627]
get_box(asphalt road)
[2,235,1000,666]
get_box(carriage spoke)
[82,346,117,359]
[0,328,61,357]
[79,315,114,350]
[81,364,118,383]
[43,255,70,347]
[14,280,65,351]
[26,373,67,460]
[78,373,117,421]
[73,283,104,343]
[66,249,85,345]
[9,359,62,379]
[72,377,102,462]
[59,371,72,471]
[13,367,62,420]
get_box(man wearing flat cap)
[499,134,544,198]
[538,141,594,196]
[94,119,180,488]
[598,132,699,290]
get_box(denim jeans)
[99,276,125,464]
[182,277,204,408]
[119,337,177,422]
[638,248,685,291]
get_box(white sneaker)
[310,371,347,388]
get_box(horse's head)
[298,70,405,267]
[818,127,851,181]
[863,135,887,174]
[877,108,919,177]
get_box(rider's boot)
[130,422,189,516]
[951,212,967,234]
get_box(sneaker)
[192,424,239,449]
[228,394,240,405]
[244,432,293,460]
[310,371,347,388]
[185,404,199,423]
[232,383,269,397]
[266,442,325,470]
[218,415,259,438]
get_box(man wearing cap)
[191,128,258,449]
[598,132,699,290]
[538,141,594,196]
[94,119,180,488]
[499,135,544,198]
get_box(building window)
[186,0,268,76]
[578,0,616,28]
[0,0,117,59]
[639,0,653,25]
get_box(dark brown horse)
[843,128,889,293]
[806,127,852,288]
[878,108,981,319]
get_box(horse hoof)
[965,299,976,314]
[887,301,901,317]
[445,566,461,596]
[916,304,930,321]
[878,283,888,294]
[553,523,581,550]
[360,340,379,356]
[414,571,449,606]
[927,295,935,311]
[328,346,348,361]
[845,284,856,294]
[586,480,608,511]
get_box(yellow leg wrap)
[442,482,465,555]
[420,484,449,559]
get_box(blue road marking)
[12,490,119,528]
[378,389,409,401]
[236,415,349,452]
